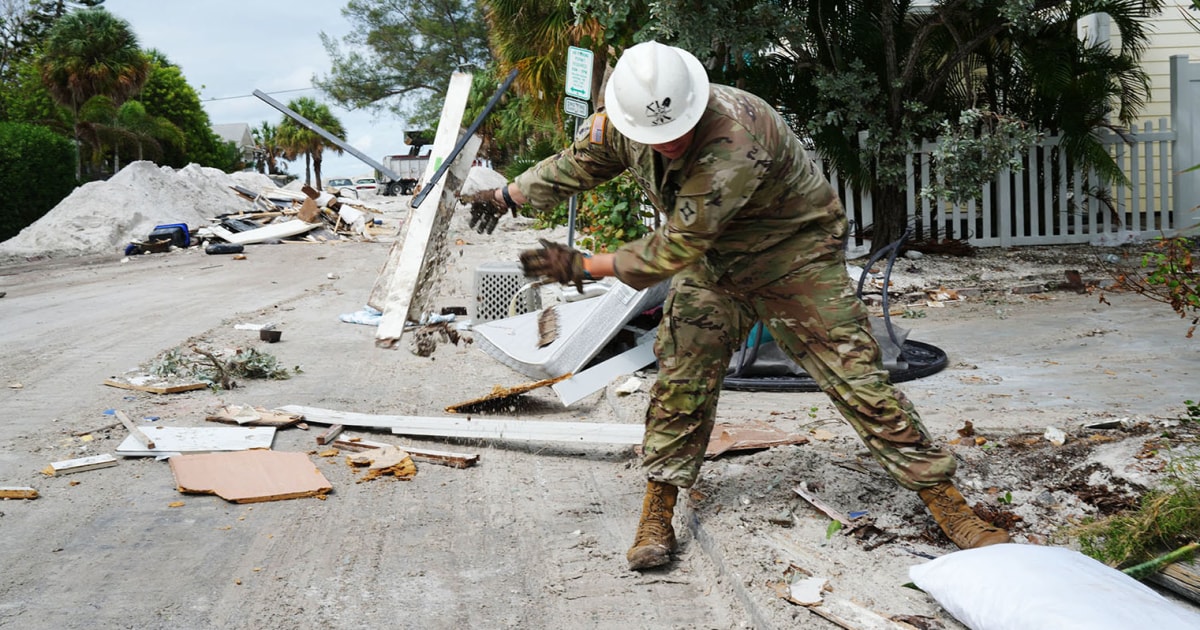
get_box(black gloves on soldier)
[519,239,590,292]
[462,187,519,234]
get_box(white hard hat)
[603,41,710,145]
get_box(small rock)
[613,377,643,396]
[1043,425,1067,446]
[904,250,924,260]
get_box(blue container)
[148,223,190,248]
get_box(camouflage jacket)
[514,84,843,291]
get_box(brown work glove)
[519,239,589,292]
[460,188,517,235]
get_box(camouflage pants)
[641,246,956,491]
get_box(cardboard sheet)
[170,450,331,503]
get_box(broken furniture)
[472,278,669,381]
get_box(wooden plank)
[115,426,275,457]
[279,405,642,445]
[114,410,155,450]
[315,424,344,445]
[1147,557,1200,606]
[330,439,478,468]
[0,486,39,499]
[48,454,118,475]
[808,596,917,630]
[104,378,208,395]
[170,450,331,503]
[375,71,477,347]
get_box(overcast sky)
[102,0,408,180]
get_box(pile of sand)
[0,161,275,260]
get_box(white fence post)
[1172,55,1200,233]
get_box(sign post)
[564,47,594,247]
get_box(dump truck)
[378,130,434,196]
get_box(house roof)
[212,123,254,148]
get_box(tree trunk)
[870,182,908,253]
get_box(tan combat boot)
[918,482,1012,549]
[627,480,679,571]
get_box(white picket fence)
[819,118,1181,248]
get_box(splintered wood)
[444,374,572,413]
[347,445,417,482]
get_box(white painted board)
[552,339,656,407]
[279,405,643,445]
[115,426,275,457]
[205,220,321,245]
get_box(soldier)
[468,41,1010,571]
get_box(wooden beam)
[280,405,642,445]
[315,424,344,446]
[114,410,155,450]
[103,379,207,395]
[0,486,39,499]
[47,454,118,475]
[374,71,478,348]
[330,439,479,468]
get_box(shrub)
[0,122,76,241]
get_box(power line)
[203,87,317,103]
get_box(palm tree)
[276,97,346,190]
[251,121,284,175]
[37,7,150,179]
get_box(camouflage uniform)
[515,85,955,491]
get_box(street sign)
[564,96,589,118]
[566,46,594,100]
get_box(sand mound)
[0,161,267,259]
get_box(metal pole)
[567,115,581,246]
[253,89,402,182]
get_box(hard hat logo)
[645,99,674,126]
[605,41,710,145]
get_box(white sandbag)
[909,544,1200,630]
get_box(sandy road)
[0,240,748,629]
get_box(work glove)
[519,239,589,292]
[461,188,518,234]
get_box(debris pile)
[0,161,271,259]
[0,160,391,261]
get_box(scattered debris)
[115,426,275,457]
[114,410,155,450]
[1044,425,1067,446]
[347,445,417,482]
[444,373,571,413]
[281,404,643,445]
[705,421,809,458]
[0,487,39,500]
[315,424,344,445]
[794,483,896,549]
[537,305,559,347]
[612,376,643,396]
[205,405,303,428]
[103,377,207,395]
[170,450,332,503]
[329,438,478,468]
[409,320,464,357]
[45,454,118,476]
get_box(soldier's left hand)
[519,239,588,292]
[459,188,514,235]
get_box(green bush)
[0,122,76,242]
